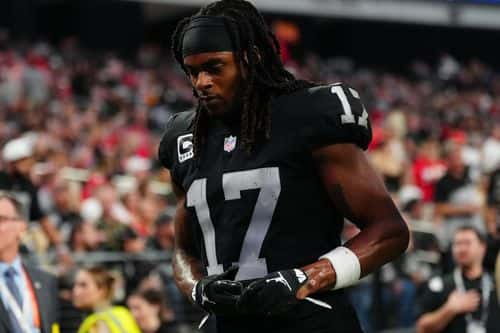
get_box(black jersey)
[159,83,371,280]
[159,83,370,332]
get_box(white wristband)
[319,246,361,290]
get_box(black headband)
[182,16,235,58]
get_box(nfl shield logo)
[224,136,237,152]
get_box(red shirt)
[412,157,447,202]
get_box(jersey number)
[187,167,281,280]
[331,85,369,128]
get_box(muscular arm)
[171,180,205,299]
[297,144,410,298]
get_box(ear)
[481,241,487,253]
[240,46,261,80]
[18,219,27,234]
[16,219,27,243]
[97,285,110,301]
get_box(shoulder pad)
[158,111,195,169]
[304,83,372,150]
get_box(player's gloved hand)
[237,269,308,316]
[192,266,243,316]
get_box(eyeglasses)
[0,215,23,224]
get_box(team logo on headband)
[177,134,194,163]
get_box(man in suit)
[0,191,59,333]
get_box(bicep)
[313,143,409,274]
[312,143,401,229]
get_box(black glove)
[192,266,243,315]
[237,269,308,316]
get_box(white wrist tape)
[319,246,361,290]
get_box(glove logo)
[265,272,292,291]
[294,269,307,284]
[177,133,194,163]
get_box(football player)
[158,0,410,332]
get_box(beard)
[200,90,245,127]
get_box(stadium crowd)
[0,30,499,332]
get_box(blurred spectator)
[94,184,130,251]
[416,226,500,333]
[0,191,60,333]
[127,288,181,333]
[380,259,417,329]
[69,221,104,253]
[434,143,484,249]
[486,162,500,239]
[485,163,500,272]
[149,211,175,251]
[120,227,146,254]
[58,273,85,333]
[399,185,425,224]
[134,196,161,238]
[399,185,441,284]
[144,212,200,328]
[73,266,141,333]
[370,137,406,193]
[412,138,446,202]
[0,136,62,249]
[119,227,156,294]
[371,111,408,193]
[481,124,500,174]
[122,190,143,231]
[47,177,83,243]
[375,187,441,329]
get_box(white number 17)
[187,167,281,280]
[331,85,369,128]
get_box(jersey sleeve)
[303,83,372,150]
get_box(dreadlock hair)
[171,0,314,155]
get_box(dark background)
[0,0,499,70]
